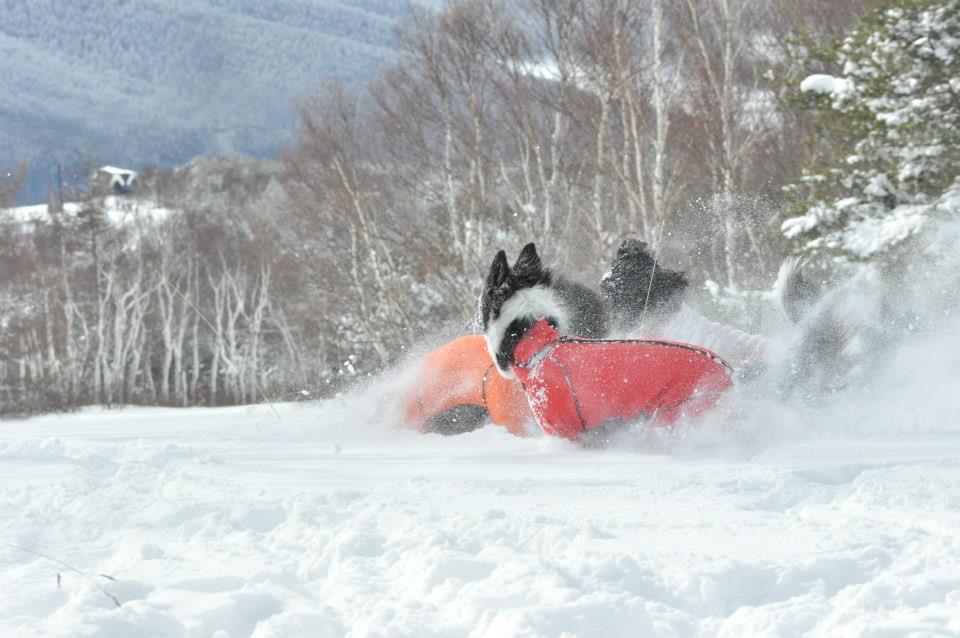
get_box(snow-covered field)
[5,196,173,229]
[3,320,960,638]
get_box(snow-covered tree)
[782,0,960,263]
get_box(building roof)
[99,165,137,177]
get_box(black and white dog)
[480,238,891,397]
[480,239,689,377]
[480,243,601,377]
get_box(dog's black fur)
[480,239,688,374]
[480,243,609,373]
[480,247,543,374]
[600,238,689,332]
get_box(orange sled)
[403,335,531,436]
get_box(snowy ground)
[4,325,960,638]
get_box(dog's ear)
[488,249,509,288]
[511,242,543,287]
[480,250,509,328]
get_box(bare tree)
[0,0,886,416]
[677,0,780,288]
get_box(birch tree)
[681,0,777,288]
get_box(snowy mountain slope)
[2,318,960,637]
[0,0,417,202]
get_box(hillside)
[0,0,416,202]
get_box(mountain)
[0,0,417,202]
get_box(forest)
[1,0,957,415]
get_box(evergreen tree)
[782,0,960,263]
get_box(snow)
[780,205,831,238]
[3,315,960,637]
[98,166,136,177]
[800,74,851,96]
[3,202,83,225]
[2,197,173,228]
[645,304,766,369]
[783,179,960,257]
[838,205,927,259]
[100,196,174,226]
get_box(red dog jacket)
[510,320,733,440]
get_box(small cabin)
[93,166,138,195]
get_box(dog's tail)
[774,256,820,323]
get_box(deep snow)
[3,317,960,637]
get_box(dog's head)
[479,242,551,330]
[479,242,564,376]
